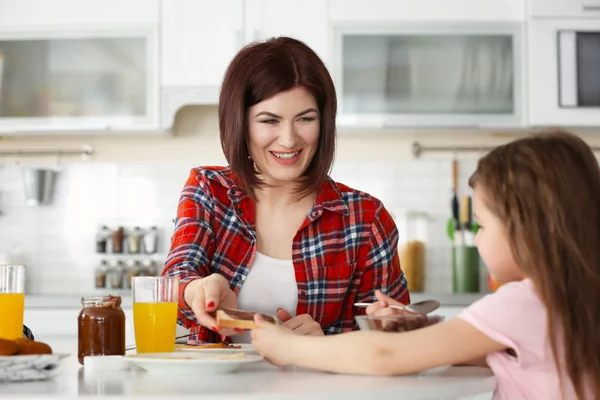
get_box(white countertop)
[0,340,496,400]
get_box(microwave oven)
[529,19,600,126]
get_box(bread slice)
[216,308,277,330]
[175,342,241,350]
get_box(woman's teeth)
[273,151,299,159]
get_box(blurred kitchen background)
[1,0,600,299]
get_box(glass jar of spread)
[77,295,126,365]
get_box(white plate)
[124,352,263,374]
[0,353,69,383]
[175,343,259,355]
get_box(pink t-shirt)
[459,279,580,400]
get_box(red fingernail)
[235,328,244,332]
[212,326,219,332]
[207,301,215,309]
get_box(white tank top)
[231,252,298,343]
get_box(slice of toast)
[216,308,278,330]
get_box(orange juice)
[133,302,177,353]
[0,293,25,339]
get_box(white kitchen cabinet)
[160,0,244,128]
[160,0,330,129]
[333,24,525,128]
[0,0,160,134]
[330,0,525,22]
[245,0,330,66]
[0,30,159,134]
[160,1,244,88]
[0,0,159,30]
[161,0,329,88]
[528,0,600,18]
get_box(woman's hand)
[276,308,324,336]
[366,289,407,317]
[251,315,297,366]
[183,273,241,336]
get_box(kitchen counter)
[24,292,488,309]
[0,339,496,400]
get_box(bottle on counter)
[77,295,126,365]
[395,210,429,293]
[94,260,108,289]
[127,226,142,254]
[95,226,111,253]
[142,226,158,254]
[111,226,125,254]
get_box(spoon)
[353,299,441,315]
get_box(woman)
[162,37,409,344]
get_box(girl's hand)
[366,289,408,317]
[251,315,297,366]
[276,308,324,336]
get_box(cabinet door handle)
[583,4,600,11]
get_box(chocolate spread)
[77,295,125,365]
[220,308,278,324]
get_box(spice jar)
[140,259,157,276]
[108,261,125,289]
[143,226,158,254]
[127,227,142,254]
[94,260,108,289]
[112,227,125,254]
[96,226,111,253]
[395,210,429,292]
[125,260,139,289]
[77,295,126,365]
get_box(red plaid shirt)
[162,166,409,343]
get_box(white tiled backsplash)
[0,158,480,295]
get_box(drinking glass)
[0,265,26,340]
[132,276,178,353]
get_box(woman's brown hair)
[218,36,337,200]
[469,128,600,399]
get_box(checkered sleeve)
[356,203,410,306]
[161,169,218,341]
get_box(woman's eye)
[260,119,278,125]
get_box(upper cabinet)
[9,0,600,132]
[333,24,524,128]
[330,0,526,22]
[0,0,159,29]
[161,1,244,88]
[329,0,526,128]
[244,0,329,65]
[160,0,329,129]
[528,0,600,18]
[0,0,160,134]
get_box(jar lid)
[81,295,122,308]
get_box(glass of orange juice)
[132,276,178,354]
[0,265,26,340]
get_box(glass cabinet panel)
[336,27,522,127]
[0,34,155,130]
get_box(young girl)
[251,129,600,400]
